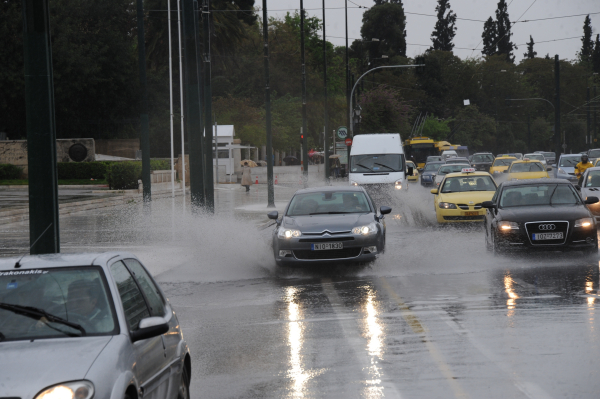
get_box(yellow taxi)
[594,158,600,167]
[506,159,550,180]
[430,168,498,223]
[489,156,517,175]
[406,160,419,181]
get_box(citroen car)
[0,252,191,399]
[269,186,391,266]
[483,179,599,255]
[431,168,497,223]
[506,159,550,181]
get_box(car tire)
[177,365,191,399]
[491,232,502,257]
[485,228,492,252]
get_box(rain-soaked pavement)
[1,182,599,398]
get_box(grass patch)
[0,179,107,186]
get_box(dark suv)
[470,152,495,172]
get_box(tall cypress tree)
[579,15,594,63]
[495,0,516,63]
[481,17,497,56]
[430,0,457,52]
[362,0,407,58]
[592,34,600,73]
[523,35,537,59]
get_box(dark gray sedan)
[269,186,391,265]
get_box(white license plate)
[312,242,343,250]
[532,232,564,240]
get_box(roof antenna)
[14,223,53,269]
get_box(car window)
[509,162,544,173]
[559,157,579,167]
[0,266,117,341]
[524,154,543,161]
[472,154,493,162]
[586,171,600,187]
[350,154,404,173]
[438,165,467,174]
[499,184,579,207]
[492,158,516,167]
[588,149,600,158]
[440,176,496,193]
[110,261,150,330]
[424,163,443,171]
[123,259,166,317]
[287,191,372,216]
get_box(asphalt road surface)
[2,184,599,398]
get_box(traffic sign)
[337,126,348,140]
[345,138,352,146]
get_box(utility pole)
[263,0,275,207]
[22,0,59,254]
[136,0,151,203]
[323,0,329,181]
[345,0,349,130]
[177,0,186,200]
[527,115,531,151]
[168,0,175,197]
[595,86,598,146]
[182,0,205,208]
[554,55,561,164]
[587,86,591,150]
[202,0,214,212]
[300,0,308,181]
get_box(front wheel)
[485,228,492,252]
[177,365,190,399]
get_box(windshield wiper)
[356,163,374,172]
[0,302,86,336]
[373,162,395,171]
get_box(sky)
[267,0,600,62]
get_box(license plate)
[532,232,564,240]
[464,211,479,216]
[312,242,343,250]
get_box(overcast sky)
[267,0,599,62]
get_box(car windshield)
[287,191,372,216]
[583,170,600,187]
[424,162,443,171]
[472,154,493,163]
[406,161,415,169]
[446,159,469,164]
[426,156,442,162]
[499,184,580,207]
[559,157,580,167]
[509,162,544,173]
[438,165,468,175]
[588,149,600,158]
[350,154,403,173]
[440,176,496,192]
[524,154,544,161]
[0,266,117,342]
[493,158,516,167]
[541,152,555,158]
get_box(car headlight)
[575,218,594,228]
[498,221,519,231]
[350,180,358,186]
[35,381,94,399]
[352,222,377,235]
[394,180,402,190]
[438,202,457,209]
[558,168,566,174]
[278,227,301,238]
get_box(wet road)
[2,183,599,398]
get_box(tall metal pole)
[587,86,591,150]
[527,115,531,151]
[177,0,186,199]
[214,120,218,185]
[595,86,598,146]
[323,0,329,181]
[168,0,175,197]
[301,0,308,181]
[22,0,59,254]
[554,55,561,163]
[345,0,349,129]
[193,0,205,204]
[202,0,214,212]
[136,0,152,203]
[182,0,204,208]
[263,0,275,207]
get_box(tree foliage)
[430,0,457,52]
[358,85,411,134]
[524,35,537,59]
[495,0,516,63]
[361,0,407,59]
[481,17,497,57]
[579,15,594,64]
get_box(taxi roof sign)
[461,168,476,173]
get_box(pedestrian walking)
[241,161,252,192]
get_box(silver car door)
[110,261,167,399]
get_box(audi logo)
[538,224,556,231]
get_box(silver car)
[555,154,580,183]
[580,167,600,223]
[0,252,190,399]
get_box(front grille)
[302,231,351,236]
[457,203,483,210]
[443,215,485,221]
[299,237,355,243]
[293,247,362,260]
[525,221,569,245]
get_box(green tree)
[524,35,537,59]
[495,0,516,63]
[450,105,497,151]
[421,116,451,141]
[361,0,407,60]
[530,117,553,150]
[593,34,600,73]
[579,15,594,63]
[481,17,497,57]
[430,0,457,52]
[358,85,411,134]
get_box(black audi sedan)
[268,186,391,266]
[483,179,599,255]
[471,152,495,172]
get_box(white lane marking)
[431,307,554,399]
[321,278,404,399]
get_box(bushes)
[57,162,109,180]
[0,164,24,179]
[105,161,142,189]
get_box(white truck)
[349,133,411,190]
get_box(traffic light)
[300,133,304,144]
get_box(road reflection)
[362,286,384,399]
[285,287,309,398]
[504,273,519,315]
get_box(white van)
[441,150,457,161]
[349,133,410,190]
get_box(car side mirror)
[380,206,392,215]
[131,317,169,343]
[407,167,414,176]
[585,196,599,205]
[430,189,438,195]
[267,211,279,220]
[575,185,582,191]
[481,201,495,209]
